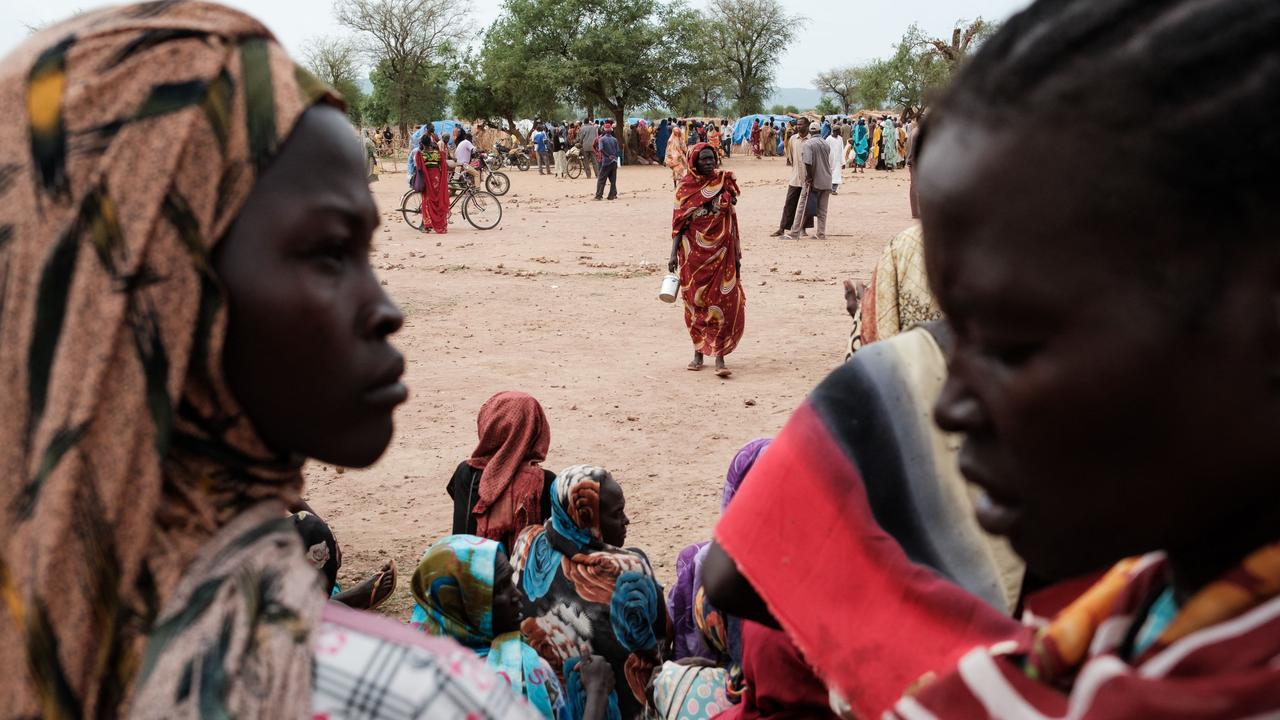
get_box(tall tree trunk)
[396,76,410,147]
[613,106,632,165]
[502,116,527,146]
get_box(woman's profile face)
[598,475,630,547]
[214,106,406,468]
[919,119,1280,580]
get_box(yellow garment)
[872,126,882,164]
[848,224,943,358]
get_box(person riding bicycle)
[449,129,482,188]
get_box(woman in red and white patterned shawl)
[667,142,744,378]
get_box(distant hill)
[767,87,821,111]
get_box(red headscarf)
[467,391,551,546]
[684,141,719,174]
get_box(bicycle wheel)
[566,158,581,179]
[400,190,424,231]
[463,190,502,230]
[516,156,530,172]
[485,171,510,196]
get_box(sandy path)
[305,151,917,617]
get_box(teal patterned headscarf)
[410,534,499,650]
[412,535,567,719]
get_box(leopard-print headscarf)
[0,2,344,716]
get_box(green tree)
[813,65,862,114]
[489,0,700,162]
[814,95,839,116]
[860,19,1000,119]
[860,25,949,119]
[335,0,459,141]
[925,17,998,68]
[364,57,449,132]
[665,20,732,117]
[452,16,567,144]
[301,36,366,125]
[707,0,805,115]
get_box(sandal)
[366,559,397,611]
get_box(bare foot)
[333,559,397,611]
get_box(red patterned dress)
[673,144,745,357]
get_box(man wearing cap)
[787,123,833,240]
[770,116,810,236]
[594,121,620,200]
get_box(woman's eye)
[983,340,1041,367]
[311,239,348,270]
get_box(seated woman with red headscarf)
[667,142,745,378]
[448,391,555,552]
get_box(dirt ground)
[306,148,917,617]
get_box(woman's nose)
[934,372,984,435]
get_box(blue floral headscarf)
[511,466,665,718]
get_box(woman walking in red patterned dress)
[668,143,745,377]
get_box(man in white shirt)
[451,130,482,187]
[769,117,810,237]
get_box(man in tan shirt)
[770,116,811,236]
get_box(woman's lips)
[364,356,408,407]
[973,488,1021,536]
[363,380,408,407]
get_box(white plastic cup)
[659,273,680,303]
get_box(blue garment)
[598,133,620,165]
[1132,587,1179,658]
[485,632,569,720]
[821,121,831,139]
[410,535,569,720]
[655,120,670,163]
[533,130,547,153]
[853,123,870,165]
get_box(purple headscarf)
[722,437,771,512]
[669,438,772,660]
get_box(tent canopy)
[592,117,647,126]
[410,120,462,148]
[732,114,794,145]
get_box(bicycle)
[565,145,588,179]
[399,171,502,231]
[472,152,511,196]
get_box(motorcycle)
[502,143,532,172]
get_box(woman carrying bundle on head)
[667,143,745,378]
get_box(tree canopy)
[335,0,461,139]
[707,0,805,115]
[301,36,366,125]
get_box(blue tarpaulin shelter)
[410,120,462,148]
[593,117,648,126]
[732,114,794,145]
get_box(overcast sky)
[2,0,1032,89]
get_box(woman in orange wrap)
[667,142,745,377]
